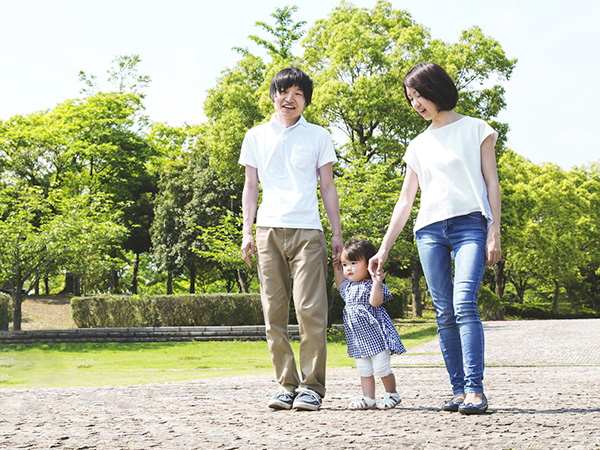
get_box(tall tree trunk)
[109,248,119,294]
[131,253,140,295]
[515,284,525,304]
[74,275,81,297]
[493,260,505,300]
[11,291,23,331]
[61,273,76,294]
[11,268,23,331]
[44,276,50,295]
[551,280,560,314]
[411,260,423,318]
[237,269,249,293]
[189,263,196,294]
[167,271,173,295]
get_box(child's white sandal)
[377,392,401,410]
[348,396,377,410]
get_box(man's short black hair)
[270,67,313,106]
[403,62,458,112]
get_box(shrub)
[71,293,264,328]
[478,286,504,320]
[0,293,13,330]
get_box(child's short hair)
[403,62,458,112]
[342,239,377,263]
[269,67,313,106]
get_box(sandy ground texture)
[1,319,599,450]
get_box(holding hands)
[368,249,388,278]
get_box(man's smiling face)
[273,85,306,127]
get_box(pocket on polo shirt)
[290,147,316,169]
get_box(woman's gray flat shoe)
[441,399,463,412]
[458,395,488,415]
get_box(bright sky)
[2,0,598,169]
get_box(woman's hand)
[371,268,386,284]
[485,231,501,266]
[368,250,388,277]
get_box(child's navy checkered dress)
[340,280,406,359]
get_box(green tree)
[496,150,539,303]
[0,184,125,329]
[239,5,307,60]
[79,54,152,100]
[149,124,201,294]
[500,157,587,312]
[301,0,515,313]
[0,87,156,295]
[530,164,586,313]
[565,163,600,311]
[194,206,256,293]
[303,1,515,164]
[76,55,156,293]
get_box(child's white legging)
[355,350,392,378]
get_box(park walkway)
[1,319,599,449]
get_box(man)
[240,67,342,411]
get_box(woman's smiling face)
[405,86,439,121]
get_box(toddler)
[334,239,406,409]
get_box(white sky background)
[1,0,598,169]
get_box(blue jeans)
[415,212,487,394]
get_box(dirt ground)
[1,319,599,450]
[15,295,75,330]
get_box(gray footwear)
[268,389,296,410]
[292,388,322,411]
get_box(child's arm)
[369,271,386,307]
[333,257,345,289]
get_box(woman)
[369,62,501,415]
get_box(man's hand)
[241,234,256,268]
[330,234,343,265]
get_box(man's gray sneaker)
[268,389,296,410]
[292,388,322,411]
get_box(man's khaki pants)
[256,227,329,397]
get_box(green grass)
[0,323,437,389]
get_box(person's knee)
[372,351,392,378]
[454,301,481,324]
[374,366,392,378]
[355,358,374,377]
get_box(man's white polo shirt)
[239,115,337,230]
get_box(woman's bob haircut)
[403,62,458,112]
[269,67,313,106]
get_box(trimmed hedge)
[501,302,600,320]
[0,293,13,330]
[71,293,264,328]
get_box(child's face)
[341,253,369,282]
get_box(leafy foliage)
[0,293,13,327]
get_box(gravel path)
[1,319,599,450]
